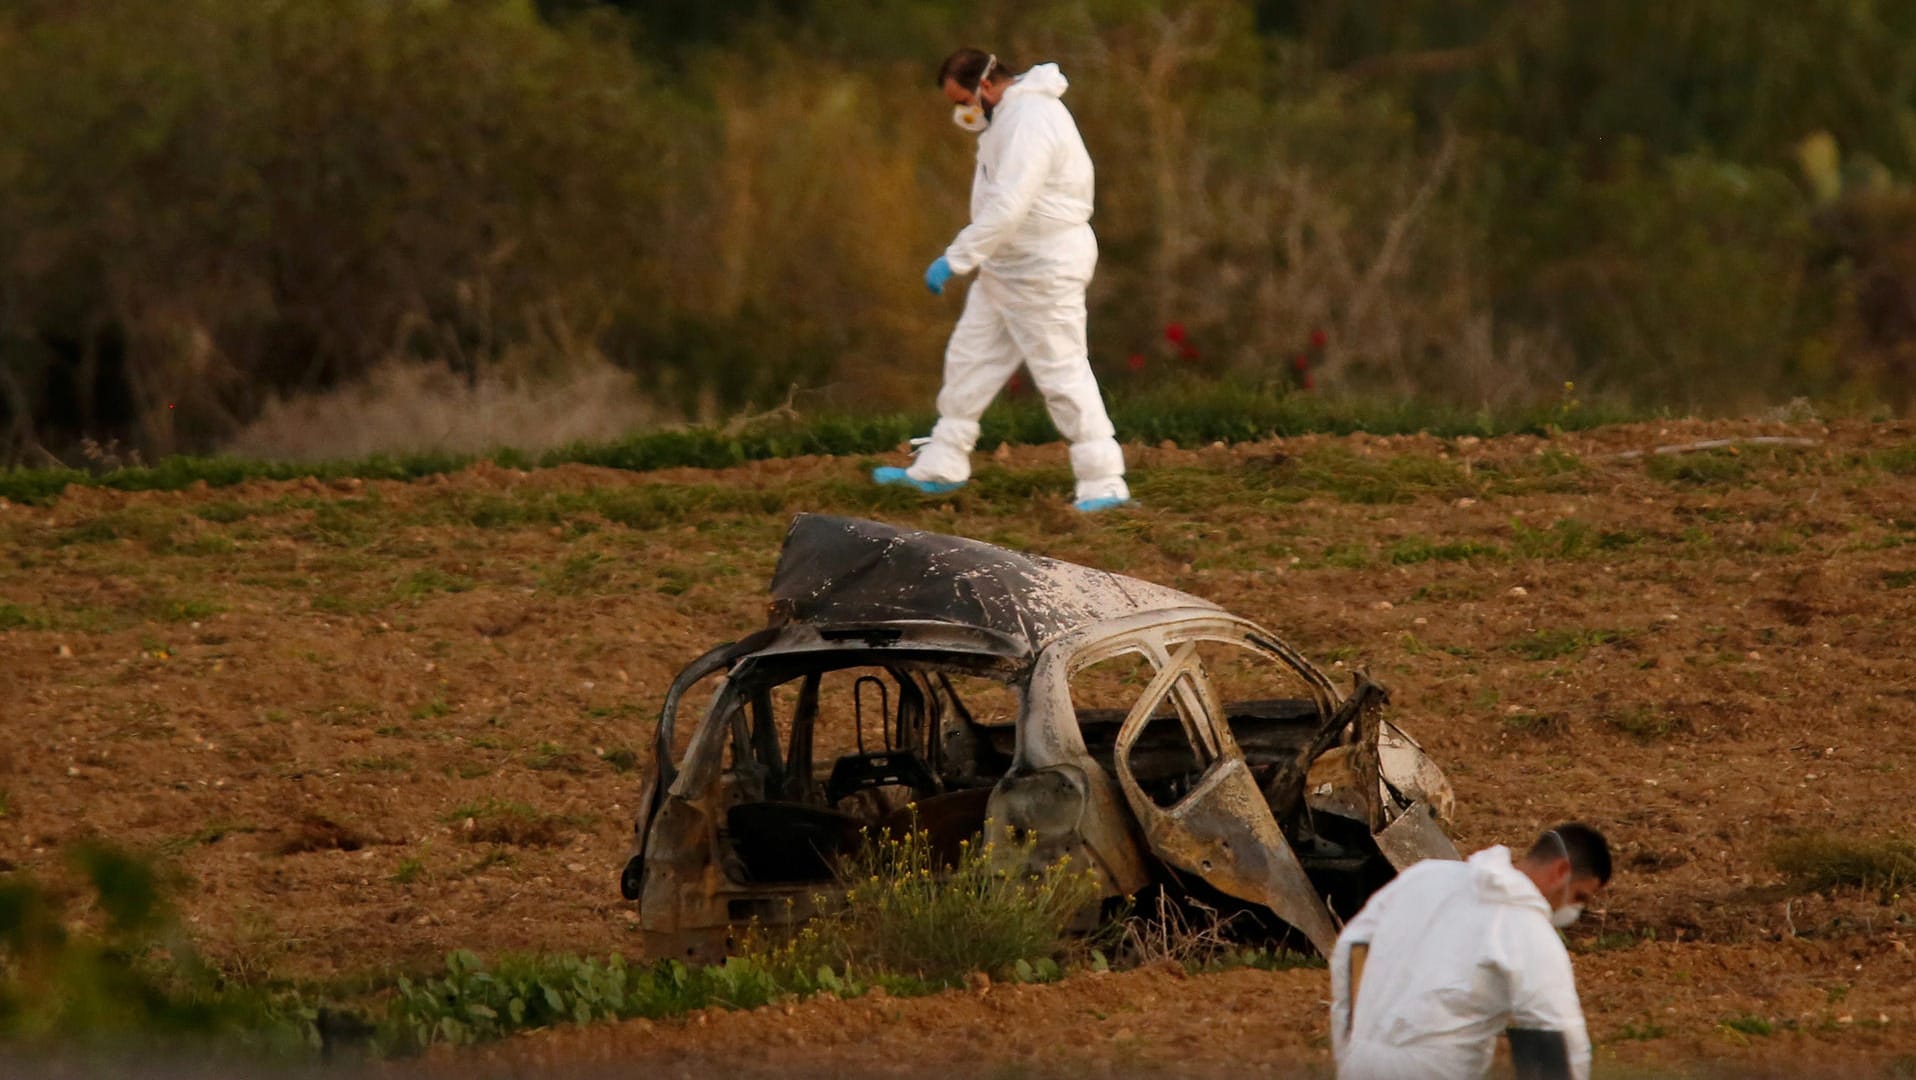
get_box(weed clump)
[447,800,571,847]
[1770,833,1916,894]
[774,826,1100,987]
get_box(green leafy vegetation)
[1720,1013,1775,1037]
[1507,628,1626,661]
[0,843,308,1049]
[774,826,1101,987]
[0,602,47,630]
[384,824,1103,1050]
[1387,537,1506,565]
[445,800,574,847]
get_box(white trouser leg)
[910,280,1021,484]
[995,269,1127,502]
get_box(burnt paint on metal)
[769,515,1219,653]
[630,514,1460,959]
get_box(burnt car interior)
[704,647,1393,918]
[714,658,1014,886]
[632,516,1457,954]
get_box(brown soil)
[4,418,1915,1076]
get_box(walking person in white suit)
[873,48,1130,512]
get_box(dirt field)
[3,418,1914,1076]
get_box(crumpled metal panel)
[1141,756,1341,955]
[768,514,1220,652]
[1373,800,1461,868]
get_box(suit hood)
[1006,62,1069,101]
[1468,845,1553,917]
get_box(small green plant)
[1507,628,1623,661]
[1510,518,1595,560]
[600,747,640,773]
[1617,1019,1670,1041]
[144,595,226,623]
[392,568,475,600]
[782,824,1101,987]
[1883,569,1916,590]
[446,800,571,847]
[527,742,588,774]
[392,858,426,885]
[1387,537,1506,565]
[540,552,615,595]
[1770,833,1916,894]
[1648,450,1749,486]
[0,602,44,630]
[1720,1013,1773,1037]
[1604,706,1689,742]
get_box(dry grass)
[224,359,661,462]
[1770,833,1916,893]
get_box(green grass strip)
[0,384,1646,506]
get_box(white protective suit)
[1329,846,1592,1080]
[911,63,1128,503]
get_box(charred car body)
[623,514,1458,961]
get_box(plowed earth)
[3,418,1914,1077]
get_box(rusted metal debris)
[622,514,1458,961]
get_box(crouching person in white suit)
[1330,823,1613,1080]
[873,48,1130,512]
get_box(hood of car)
[766,514,1222,654]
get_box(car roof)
[765,514,1225,654]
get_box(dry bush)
[1770,833,1916,894]
[225,358,660,461]
[1114,891,1249,968]
[277,815,369,856]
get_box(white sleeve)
[942,105,1058,274]
[1506,923,1592,1080]
[1328,881,1394,1063]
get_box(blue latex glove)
[924,256,954,295]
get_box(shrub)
[0,843,309,1049]
[784,825,1102,987]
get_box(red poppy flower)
[1309,328,1328,350]
[1164,323,1186,345]
[1127,352,1147,373]
[1178,344,1200,361]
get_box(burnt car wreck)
[623,514,1458,961]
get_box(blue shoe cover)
[1073,495,1133,513]
[872,466,965,494]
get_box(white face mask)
[950,54,997,133]
[951,102,989,133]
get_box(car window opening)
[712,663,1016,886]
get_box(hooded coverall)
[909,63,1128,503]
[1329,845,1592,1080]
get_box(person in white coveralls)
[872,48,1130,512]
[1330,822,1613,1080]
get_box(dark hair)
[937,48,1013,90]
[1528,822,1612,885]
